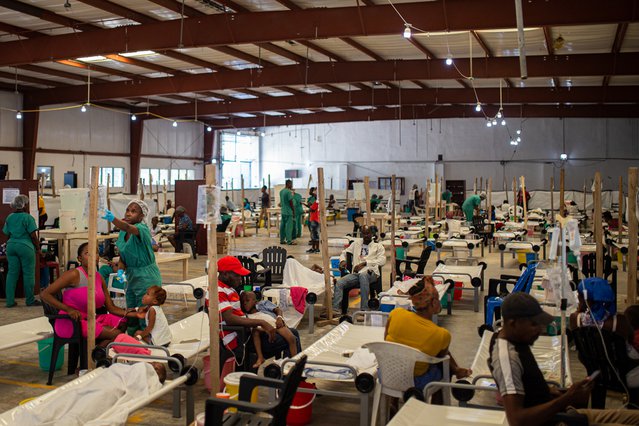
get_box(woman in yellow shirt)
[385,276,471,391]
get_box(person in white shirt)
[332,226,386,314]
[130,285,172,347]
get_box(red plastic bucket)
[453,282,463,301]
[286,380,316,426]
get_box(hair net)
[10,194,29,210]
[127,199,149,218]
[578,277,616,322]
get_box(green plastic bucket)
[37,337,64,372]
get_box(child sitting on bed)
[240,291,298,368]
[126,286,172,347]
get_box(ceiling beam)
[603,23,629,87]
[0,0,97,31]
[145,86,639,118]
[2,0,636,67]
[0,70,65,87]
[210,104,639,129]
[27,53,639,105]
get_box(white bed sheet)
[432,264,482,284]
[0,317,53,351]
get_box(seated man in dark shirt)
[489,293,639,426]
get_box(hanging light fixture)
[81,104,87,112]
[403,24,412,39]
[131,114,137,121]
[475,103,482,112]
[206,126,212,132]
[16,111,22,120]
[445,54,453,66]
[172,121,178,128]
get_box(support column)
[130,118,143,195]
[22,108,39,180]
[203,127,214,174]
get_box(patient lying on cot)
[241,291,299,368]
[12,362,166,426]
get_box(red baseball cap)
[217,256,250,276]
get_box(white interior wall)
[0,91,23,178]
[260,118,639,203]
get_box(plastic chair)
[205,355,308,426]
[483,263,537,329]
[395,247,432,280]
[107,273,127,309]
[42,293,87,385]
[572,326,639,408]
[225,218,240,252]
[363,341,450,426]
[237,255,272,290]
[258,246,288,284]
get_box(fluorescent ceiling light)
[119,50,157,58]
[76,55,109,62]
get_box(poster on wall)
[2,188,19,204]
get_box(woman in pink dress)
[41,242,130,341]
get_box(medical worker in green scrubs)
[2,195,40,307]
[461,192,486,223]
[279,180,295,245]
[292,189,304,240]
[102,199,161,333]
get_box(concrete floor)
[0,218,630,425]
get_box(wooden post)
[390,175,397,284]
[86,166,99,369]
[521,176,528,229]
[560,168,566,217]
[425,179,431,238]
[162,179,167,214]
[345,167,349,208]
[594,172,604,277]
[231,178,234,205]
[627,167,638,304]
[205,164,220,395]
[106,174,111,233]
[240,174,245,237]
[583,179,588,219]
[317,168,334,321]
[479,177,483,204]
[267,174,272,233]
[550,176,555,225]
[618,177,624,244]
[364,176,371,227]
[488,177,492,220]
[434,173,439,221]
[51,169,57,197]
[513,177,518,222]
[139,178,145,200]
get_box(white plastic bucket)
[59,210,76,232]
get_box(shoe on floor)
[288,241,297,245]
[27,300,42,307]
[306,248,315,253]
[6,302,17,308]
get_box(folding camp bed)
[0,316,53,352]
[0,354,199,425]
[163,275,207,309]
[387,397,508,426]
[497,239,547,267]
[432,263,485,312]
[434,236,485,261]
[273,312,387,426]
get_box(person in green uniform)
[461,192,486,222]
[442,189,452,205]
[2,195,40,307]
[102,199,162,333]
[370,194,381,212]
[292,189,304,240]
[305,187,317,235]
[279,180,295,245]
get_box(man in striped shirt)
[217,256,301,369]
[488,292,639,426]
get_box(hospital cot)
[432,263,486,313]
[0,316,53,352]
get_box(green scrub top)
[462,194,482,212]
[442,190,452,203]
[280,188,293,216]
[116,222,162,288]
[293,193,303,216]
[2,212,37,248]
[220,213,232,223]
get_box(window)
[143,168,196,188]
[221,132,259,188]
[37,166,53,188]
[98,167,125,188]
[378,177,405,195]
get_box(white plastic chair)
[363,341,450,426]
[225,217,240,253]
[107,273,127,309]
